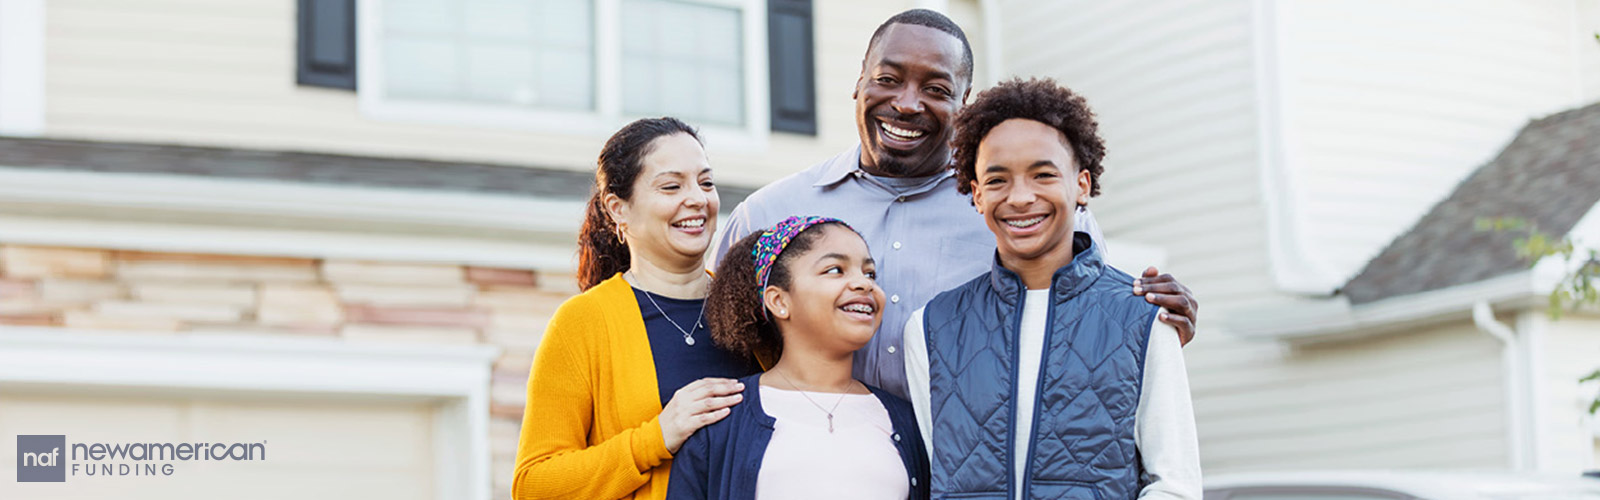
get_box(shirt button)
[912,478,918,486]
[896,196,906,202]
[891,295,900,303]
[893,241,902,250]
[887,345,897,354]
[892,433,901,442]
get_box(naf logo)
[16,435,66,482]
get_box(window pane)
[464,0,536,41]
[620,0,744,126]
[466,45,536,104]
[384,38,459,99]
[381,0,594,111]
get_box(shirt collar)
[811,144,865,187]
[811,143,958,192]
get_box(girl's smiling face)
[765,224,885,355]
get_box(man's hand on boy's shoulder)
[1132,267,1198,346]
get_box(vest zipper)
[1020,288,1058,500]
[1002,288,1025,499]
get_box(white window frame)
[0,327,500,500]
[356,0,771,152]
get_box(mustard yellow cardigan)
[512,274,673,500]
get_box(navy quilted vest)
[923,233,1157,500]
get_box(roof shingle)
[1343,102,1600,304]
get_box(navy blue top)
[666,373,931,500]
[633,288,760,407]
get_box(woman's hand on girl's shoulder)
[660,377,745,453]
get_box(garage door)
[1,389,436,500]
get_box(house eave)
[1230,267,1557,343]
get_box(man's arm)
[1081,207,1198,345]
[1134,320,1202,499]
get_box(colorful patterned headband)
[752,216,848,299]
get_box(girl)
[667,216,930,500]
[512,117,760,500]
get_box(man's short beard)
[870,149,948,178]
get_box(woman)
[512,117,760,500]
[667,216,930,500]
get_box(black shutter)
[297,0,357,90]
[767,0,816,135]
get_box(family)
[512,9,1202,500]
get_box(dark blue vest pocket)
[1031,479,1104,500]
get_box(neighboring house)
[996,0,1600,476]
[0,0,930,498]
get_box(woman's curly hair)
[705,221,850,364]
[950,77,1105,198]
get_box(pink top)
[755,386,909,500]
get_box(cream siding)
[996,0,1273,320]
[1194,320,1510,472]
[1277,0,1597,283]
[0,391,436,499]
[40,0,907,187]
[1534,312,1600,473]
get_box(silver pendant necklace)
[629,271,705,346]
[774,368,857,433]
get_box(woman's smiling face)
[607,132,720,267]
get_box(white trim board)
[0,0,45,136]
[1251,0,1344,296]
[0,327,500,500]
[1229,269,1552,342]
[0,166,584,271]
[0,166,583,236]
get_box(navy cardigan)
[665,373,930,500]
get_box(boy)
[903,78,1200,499]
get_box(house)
[0,0,926,498]
[994,0,1600,475]
[2,0,1597,498]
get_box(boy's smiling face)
[970,118,1092,270]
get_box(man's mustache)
[872,112,937,132]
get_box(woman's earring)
[615,223,627,244]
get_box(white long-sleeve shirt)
[903,290,1201,499]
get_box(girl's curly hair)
[950,77,1105,198]
[705,221,851,363]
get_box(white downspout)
[1474,300,1533,471]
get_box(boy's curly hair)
[950,77,1105,197]
[706,221,850,363]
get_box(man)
[711,9,1197,399]
[903,77,1200,499]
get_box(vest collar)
[986,232,1103,306]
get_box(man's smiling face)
[853,23,968,178]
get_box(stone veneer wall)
[0,244,574,498]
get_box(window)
[380,0,594,110]
[358,0,772,142]
[621,0,743,125]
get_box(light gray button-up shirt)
[711,145,1103,399]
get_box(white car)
[1204,471,1600,500]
